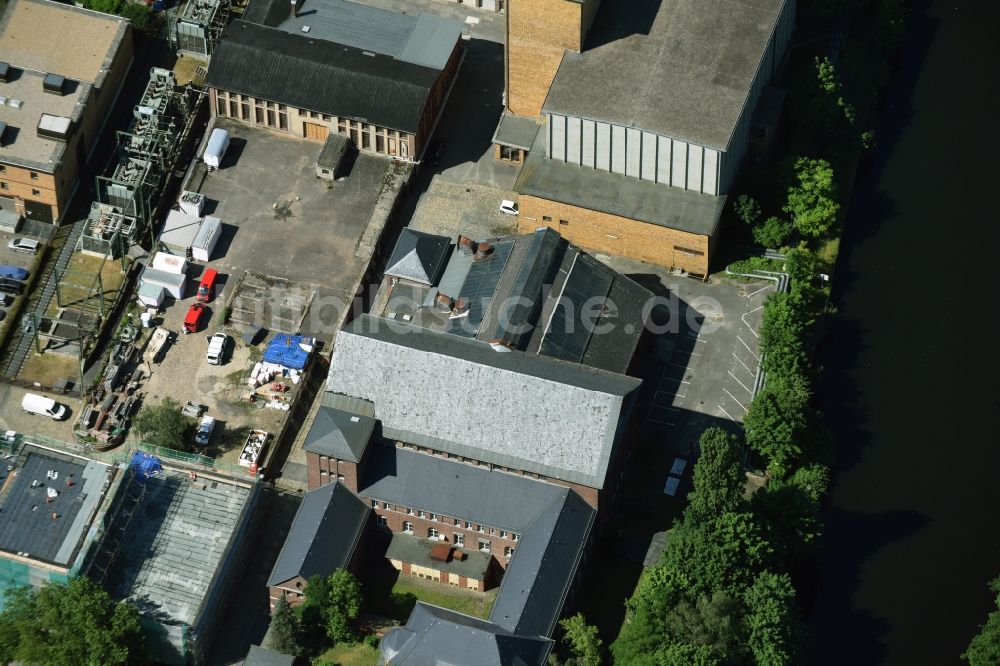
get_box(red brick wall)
[307,452,359,492]
[372,506,518,568]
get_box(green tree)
[133,397,192,452]
[83,0,122,13]
[118,2,151,31]
[0,577,146,666]
[783,157,840,238]
[270,595,300,655]
[751,465,829,566]
[963,576,1000,665]
[752,216,793,249]
[303,569,362,645]
[734,195,762,227]
[559,613,603,666]
[685,428,745,526]
[743,373,811,478]
[662,591,746,662]
[815,57,856,126]
[655,641,722,666]
[743,572,803,666]
[659,513,773,599]
[758,292,811,378]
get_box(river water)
[809,0,1000,663]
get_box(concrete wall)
[518,194,711,276]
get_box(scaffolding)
[170,0,230,58]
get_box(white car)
[7,238,39,254]
[194,415,216,447]
[499,199,519,216]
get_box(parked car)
[181,401,207,418]
[0,264,28,281]
[193,415,215,446]
[499,199,519,216]
[0,293,11,306]
[7,238,40,254]
[21,393,67,420]
[183,302,207,333]
[196,268,218,303]
[0,278,24,295]
[206,332,231,365]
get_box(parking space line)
[669,363,690,369]
[746,284,772,299]
[723,388,748,412]
[717,404,737,421]
[732,352,755,375]
[728,370,752,393]
[659,377,691,385]
[737,335,760,359]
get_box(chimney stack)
[435,293,454,312]
[473,242,493,262]
[457,235,475,256]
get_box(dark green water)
[810,1,1000,663]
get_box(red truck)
[183,302,207,333]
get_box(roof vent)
[37,113,72,141]
[362,51,376,57]
[300,25,311,33]
[43,73,65,95]
[450,297,469,318]
[8,98,22,109]
[0,62,9,82]
[0,96,7,106]
[457,235,474,255]
[473,242,493,262]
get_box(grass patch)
[55,253,128,316]
[19,352,80,388]
[173,54,208,87]
[370,575,497,622]
[316,642,379,666]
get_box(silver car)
[7,238,40,254]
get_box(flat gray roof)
[0,446,112,566]
[276,0,462,70]
[544,0,789,150]
[386,532,493,580]
[491,113,540,151]
[108,470,252,627]
[0,70,89,171]
[516,131,726,237]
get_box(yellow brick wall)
[518,195,712,276]
[507,0,582,117]
[0,165,60,218]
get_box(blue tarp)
[130,451,163,482]
[262,333,312,370]
[0,265,28,281]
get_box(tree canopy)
[0,577,146,666]
[270,595,300,655]
[783,157,840,238]
[963,576,1000,665]
[133,397,192,452]
[302,569,363,646]
[558,613,604,666]
[685,428,746,526]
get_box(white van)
[21,393,67,420]
[203,128,230,169]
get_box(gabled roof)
[205,20,441,133]
[267,482,369,587]
[380,602,554,666]
[384,229,451,286]
[302,406,375,463]
[243,645,296,666]
[326,315,641,489]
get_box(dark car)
[0,278,24,295]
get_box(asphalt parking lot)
[191,119,390,339]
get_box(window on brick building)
[430,513,438,522]
[478,539,490,553]
[0,182,7,191]
[377,515,387,528]
[453,518,460,526]
[406,508,414,516]
[371,499,378,508]
[559,219,569,226]
[255,107,264,124]
[29,171,38,180]
[428,528,440,540]
[419,510,427,519]
[504,546,514,559]
[500,531,508,539]
[476,524,484,533]
[31,189,40,196]
[512,533,520,542]
[403,521,413,534]
[382,502,390,510]
[465,521,473,529]
[454,534,464,547]
[542,216,551,222]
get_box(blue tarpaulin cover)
[130,451,163,482]
[262,333,312,370]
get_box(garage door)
[303,122,328,141]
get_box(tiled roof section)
[301,406,376,463]
[384,229,452,286]
[205,20,440,133]
[267,482,369,587]
[379,602,553,665]
[326,314,641,488]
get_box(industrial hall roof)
[205,20,443,133]
[325,314,641,489]
[544,0,790,151]
[267,481,370,587]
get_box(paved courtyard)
[193,119,390,339]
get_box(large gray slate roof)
[243,645,296,666]
[380,602,554,666]
[302,406,376,463]
[326,314,641,488]
[205,20,441,133]
[360,445,594,656]
[544,0,790,150]
[384,229,452,285]
[267,482,369,587]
